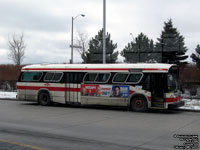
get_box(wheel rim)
[42,95,48,102]
[134,99,144,109]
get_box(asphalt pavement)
[0,100,199,150]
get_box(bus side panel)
[24,83,40,101]
[17,82,26,100]
[80,84,127,106]
[51,83,66,104]
[26,87,38,101]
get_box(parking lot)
[0,100,199,150]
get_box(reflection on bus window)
[168,74,177,92]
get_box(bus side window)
[84,73,98,82]
[126,73,143,84]
[44,73,54,81]
[69,73,74,83]
[21,72,43,82]
[52,73,63,82]
[78,73,85,83]
[113,73,128,83]
[143,74,151,91]
[74,73,78,83]
[44,72,63,82]
[95,73,110,83]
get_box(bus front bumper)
[168,101,185,109]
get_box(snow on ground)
[180,98,200,110]
[0,91,17,99]
[0,91,199,111]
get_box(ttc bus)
[17,63,184,112]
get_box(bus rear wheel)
[38,92,51,106]
[131,96,147,112]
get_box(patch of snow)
[181,90,190,98]
[197,88,200,96]
[180,98,200,110]
[0,91,17,99]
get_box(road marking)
[0,139,46,150]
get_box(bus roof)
[21,63,176,73]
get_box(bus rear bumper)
[168,101,185,109]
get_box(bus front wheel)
[131,96,148,112]
[38,92,51,106]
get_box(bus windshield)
[167,74,178,92]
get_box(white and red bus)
[17,63,184,111]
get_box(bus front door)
[65,73,81,104]
[151,74,166,108]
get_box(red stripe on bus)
[66,88,81,92]
[165,96,181,102]
[129,90,135,95]
[17,86,81,92]
[22,68,168,71]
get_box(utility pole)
[103,0,106,64]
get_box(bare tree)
[75,32,89,63]
[8,33,26,65]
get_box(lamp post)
[103,0,106,64]
[70,14,85,64]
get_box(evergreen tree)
[85,29,118,63]
[121,33,154,63]
[191,44,200,66]
[155,19,188,64]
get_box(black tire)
[38,92,51,106]
[131,96,148,112]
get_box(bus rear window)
[21,72,43,81]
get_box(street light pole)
[71,17,74,64]
[103,0,106,64]
[70,14,85,64]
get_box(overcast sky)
[0,0,199,64]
